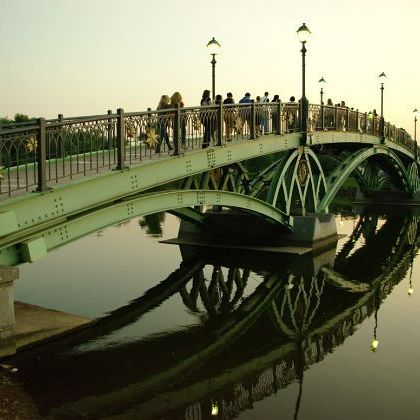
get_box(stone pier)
[168,209,338,255]
[0,266,92,359]
[0,266,19,358]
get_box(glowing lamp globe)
[207,37,221,56]
[297,23,311,43]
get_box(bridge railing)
[0,102,418,197]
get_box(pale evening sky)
[1,0,419,136]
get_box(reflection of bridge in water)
[8,212,419,419]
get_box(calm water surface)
[11,209,420,419]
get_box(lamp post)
[413,108,419,142]
[207,37,221,101]
[378,72,386,143]
[297,23,311,138]
[318,77,326,105]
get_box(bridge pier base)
[0,266,18,358]
[173,209,337,253]
[283,213,338,249]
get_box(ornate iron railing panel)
[0,101,418,197]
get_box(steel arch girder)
[0,189,292,266]
[266,147,328,214]
[318,146,413,212]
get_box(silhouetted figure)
[200,89,212,148]
[156,95,172,153]
[223,92,236,140]
[170,91,186,148]
[272,94,280,133]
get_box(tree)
[0,116,12,126]
[14,113,35,123]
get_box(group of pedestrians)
[155,90,282,152]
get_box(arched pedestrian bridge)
[0,101,419,264]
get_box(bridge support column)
[283,213,337,249]
[0,266,18,358]
[174,210,337,252]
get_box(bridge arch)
[318,146,414,212]
[266,147,328,215]
[0,189,292,265]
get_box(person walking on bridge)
[271,94,280,133]
[261,91,270,134]
[223,92,235,141]
[156,95,173,153]
[170,92,187,149]
[239,92,253,136]
[200,89,212,148]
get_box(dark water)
[11,209,420,419]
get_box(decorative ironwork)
[297,158,309,186]
[125,121,136,139]
[145,127,158,149]
[192,114,201,131]
[26,135,37,152]
[233,115,243,134]
[0,100,418,200]
[267,148,328,215]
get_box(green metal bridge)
[0,101,419,264]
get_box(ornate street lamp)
[413,108,419,142]
[207,37,221,101]
[318,77,326,105]
[297,23,311,137]
[378,72,386,143]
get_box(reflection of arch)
[180,266,250,315]
[319,147,413,211]
[270,271,326,338]
[335,216,417,284]
[334,214,378,264]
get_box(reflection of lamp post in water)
[408,247,415,296]
[293,342,305,420]
[370,290,380,352]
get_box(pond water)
[10,208,420,419]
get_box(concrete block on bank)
[0,266,18,357]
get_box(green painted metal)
[0,211,18,237]
[0,135,301,240]
[0,189,291,266]
[20,237,48,262]
[0,131,418,248]
[267,147,328,215]
[318,146,414,211]
[310,131,416,160]
[167,208,206,226]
